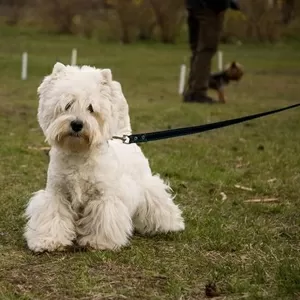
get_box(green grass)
[0,25,300,299]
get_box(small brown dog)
[208,61,244,103]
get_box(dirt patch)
[1,256,169,300]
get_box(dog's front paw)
[77,236,126,251]
[168,216,185,232]
[157,215,185,234]
[27,238,73,253]
[173,219,185,232]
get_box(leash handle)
[117,102,300,144]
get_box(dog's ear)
[101,69,112,84]
[231,61,237,68]
[52,62,66,76]
[37,62,66,99]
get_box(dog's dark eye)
[87,104,94,113]
[65,102,72,111]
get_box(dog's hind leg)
[217,87,226,103]
[24,190,76,253]
[77,195,133,250]
[133,175,185,235]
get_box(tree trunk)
[282,0,295,24]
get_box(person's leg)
[187,9,199,66]
[184,9,199,102]
[184,8,225,103]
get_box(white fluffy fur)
[24,62,184,252]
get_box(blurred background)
[0,0,299,44]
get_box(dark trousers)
[184,8,225,100]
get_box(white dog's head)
[37,62,118,152]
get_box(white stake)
[21,52,28,80]
[218,50,223,71]
[178,63,186,95]
[71,48,77,66]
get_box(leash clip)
[112,135,130,144]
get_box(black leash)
[113,102,300,144]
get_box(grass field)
[0,26,300,300]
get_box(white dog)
[24,62,184,252]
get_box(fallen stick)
[234,184,253,191]
[244,198,279,203]
[28,146,50,151]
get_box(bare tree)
[136,0,156,41]
[1,0,27,25]
[149,0,185,43]
[104,0,157,43]
[35,0,101,34]
[114,0,135,43]
[239,0,282,42]
[281,0,295,24]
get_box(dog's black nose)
[70,120,83,132]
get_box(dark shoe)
[183,93,217,104]
[197,95,217,103]
[183,93,196,102]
